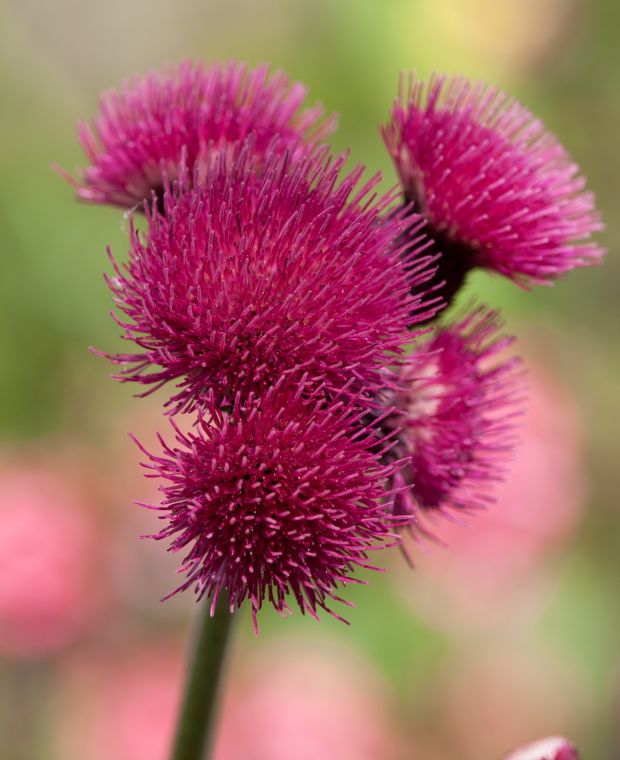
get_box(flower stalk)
[170,594,234,760]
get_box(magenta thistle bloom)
[59,60,336,210]
[381,307,522,531]
[383,74,604,303]
[503,736,579,760]
[135,381,404,631]
[104,142,439,413]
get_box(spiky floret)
[104,141,439,413]
[59,60,337,210]
[382,308,523,530]
[382,73,604,290]
[135,381,405,631]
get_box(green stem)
[170,593,235,760]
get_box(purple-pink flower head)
[382,73,604,304]
[135,380,404,631]
[60,60,337,211]
[105,142,438,413]
[382,307,523,532]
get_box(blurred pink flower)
[394,358,585,630]
[53,644,183,760]
[53,639,402,760]
[0,465,105,658]
[427,645,588,760]
[504,736,579,760]
[215,641,403,760]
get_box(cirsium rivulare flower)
[57,60,337,210]
[383,73,604,305]
[380,307,523,535]
[134,381,407,632]
[103,141,440,413]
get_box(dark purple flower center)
[402,193,476,318]
[149,185,166,216]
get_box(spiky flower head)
[383,74,604,303]
[381,308,522,532]
[503,737,579,760]
[60,60,336,210]
[104,141,438,413]
[135,381,404,631]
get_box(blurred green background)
[1,1,619,758]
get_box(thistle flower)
[380,308,522,532]
[503,737,579,760]
[105,142,438,413]
[59,60,336,210]
[134,381,403,631]
[383,74,604,305]
[0,466,104,658]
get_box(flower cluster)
[63,61,603,626]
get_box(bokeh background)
[1,1,619,758]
